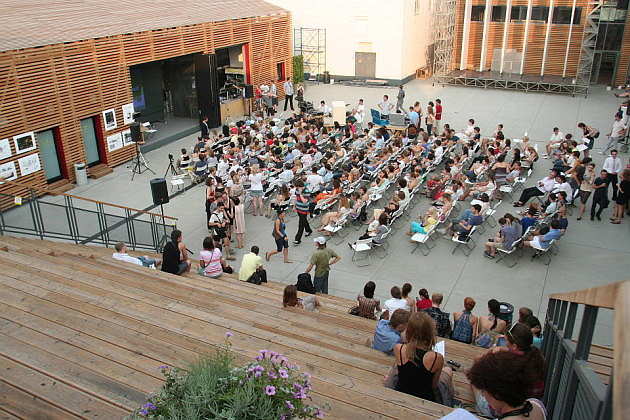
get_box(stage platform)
[434,70,590,96]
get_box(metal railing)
[0,180,178,252]
[542,281,628,420]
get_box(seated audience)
[238,245,267,284]
[161,229,191,275]
[112,242,160,268]
[389,312,450,402]
[424,293,452,338]
[384,286,410,314]
[451,297,478,344]
[474,299,507,348]
[484,217,520,259]
[401,283,417,313]
[282,284,320,312]
[524,219,562,250]
[372,309,410,355]
[356,281,382,320]
[416,288,432,311]
[467,351,547,419]
[513,169,558,207]
[198,236,225,278]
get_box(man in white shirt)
[407,106,419,128]
[464,118,475,138]
[354,99,366,124]
[112,242,160,268]
[319,100,331,115]
[434,140,445,161]
[544,127,564,158]
[515,169,559,206]
[279,163,294,184]
[305,167,323,192]
[378,95,394,119]
[602,149,623,200]
[269,82,278,111]
[601,112,627,155]
[282,79,294,111]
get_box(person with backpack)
[451,297,478,344]
[423,293,452,338]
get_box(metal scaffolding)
[430,0,457,77]
[293,28,326,77]
[575,1,603,86]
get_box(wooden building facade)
[0,1,291,193]
[452,0,630,85]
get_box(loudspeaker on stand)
[150,178,169,205]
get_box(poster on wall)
[103,109,117,131]
[0,138,12,160]
[17,153,41,176]
[13,132,36,154]
[122,103,135,125]
[0,161,17,181]
[121,129,133,146]
[107,132,124,152]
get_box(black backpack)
[296,273,316,294]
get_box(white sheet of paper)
[439,408,479,420]
[434,340,445,357]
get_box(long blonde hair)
[404,312,436,364]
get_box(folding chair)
[169,174,186,192]
[485,200,502,227]
[531,240,555,265]
[324,213,349,245]
[370,227,391,259]
[349,237,374,267]
[495,237,523,268]
[451,226,477,256]
[410,225,437,256]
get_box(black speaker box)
[243,84,254,99]
[130,122,142,142]
[150,178,169,205]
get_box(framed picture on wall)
[103,109,117,131]
[107,132,124,152]
[0,161,17,181]
[0,138,12,160]
[122,103,135,125]
[121,129,133,146]
[13,132,36,154]
[17,153,41,176]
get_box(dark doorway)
[38,128,64,182]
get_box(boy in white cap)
[305,237,341,294]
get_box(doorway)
[355,52,376,78]
[592,52,619,85]
[80,117,101,167]
[37,128,64,183]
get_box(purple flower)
[139,408,148,416]
[280,416,288,420]
[278,369,289,379]
[225,331,233,338]
[285,400,294,410]
[158,365,168,370]
[315,408,325,418]
[142,402,156,410]
[292,390,306,399]
[265,385,276,396]
[268,370,278,379]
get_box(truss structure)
[576,1,603,86]
[430,0,457,76]
[293,28,326,76]
[435,71,589,96]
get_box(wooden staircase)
[0,236,615,419]
[87,163,113,179]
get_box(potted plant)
[129,332,325,419]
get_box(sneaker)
[483,251,495,259]
[305,231,312,237]
[293,240,301,245]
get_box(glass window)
[511,6,526,21]
[471,6,485,21]
[492,6,507,22]
[276,62,285,81]
[531,6,550,21]
[553,7,581,24]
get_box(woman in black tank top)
[393,311,444,401]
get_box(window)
[531,6,550,21]
[553,7,582,24]
[471,6,485,21]
[597,22,625,50]
[510,6,525,21]
[276,62,285,81]
[492,6,507,22]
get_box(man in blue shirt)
[372,309,410,355]
[407,106,420,128]
[525,219,562,250]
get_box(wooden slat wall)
[614,11,630,87]
[0,13,291,196]
[456,0,590,77]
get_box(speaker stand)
[157,203,170,252]
[131,141,155,181]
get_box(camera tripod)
[130,141,155,180]
[164,155,179,177]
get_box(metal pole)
[460,0,472,70]
[479,0,493,72]
[520,0,533,75]
[500,0,513,74]
[562,0,578,78]
[541,0,555,77]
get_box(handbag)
[348,306,360,316]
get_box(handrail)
[613,282,629,420]
[549,281,625,310]
[549,280,628,420]
[0,178,178,221]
